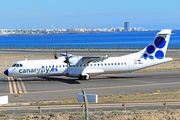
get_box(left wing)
[60,53,108,65]
[81,56,108,63]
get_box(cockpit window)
[12,64,16,67]
[12,63,23,67]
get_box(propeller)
[63,50,70,66]
[53,50,58,59]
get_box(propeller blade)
[64,50,70,66]
[53,50,58,59]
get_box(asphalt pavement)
[0,70,180,102]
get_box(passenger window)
[105,63,107,66]
[115,63,117,65]
[63,65,65,67]
[124,62,126,65]
[101,63,103,66]
[108,63,110,65]
[121,63,123,65]
[42,66,44,68]
[56,65,58,68]
[80,65,82,67]
[98,64,100,66]
[49,65,51,68]
[84,64,86,66]
[59,65,61,67]
[111,63,113,65]
[94,64,96,66]
[90,64,92,66]
[118,63,120,65]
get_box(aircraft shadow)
[37,77,81,84]
[1,77,81,84]
[106,76,142,79]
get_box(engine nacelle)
[68,56,89,65]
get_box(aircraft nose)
[4,69,8,76]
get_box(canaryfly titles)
[18,68,58,74]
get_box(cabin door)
[128,58,134,71]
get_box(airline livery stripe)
[11,77,17,94]
[8,77,13,94]
[19,78,27,93]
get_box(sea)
[0,31,180,49]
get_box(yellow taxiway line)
[8,77,13,94]
[11,77,17,94]
[7,77,27,94]
[19,78,27,93]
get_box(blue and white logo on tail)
[124,29,173,70]
[141,29,171,60]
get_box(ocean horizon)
[0,31,180,49]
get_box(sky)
[0,0,180,30]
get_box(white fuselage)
[7,56,172,78]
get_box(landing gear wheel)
[78,75,90,80]
[84,76,90,81]
[78,75,83,80]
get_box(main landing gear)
[78,75,90,80]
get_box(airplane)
[4,29,173,80]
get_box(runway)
[0,70,180,102]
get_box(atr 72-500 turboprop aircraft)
[4,29,173,80]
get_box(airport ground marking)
[6,77,27,94]
[11,77,17,94]
[8,77,13,94]
[16,80,22,92]
[19,78,27,93]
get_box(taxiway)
[0,70,180,102]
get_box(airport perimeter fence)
[1,101,180,119]
[1,44,180,49]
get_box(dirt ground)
[1,109,180,120]
[0,53,180,75]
